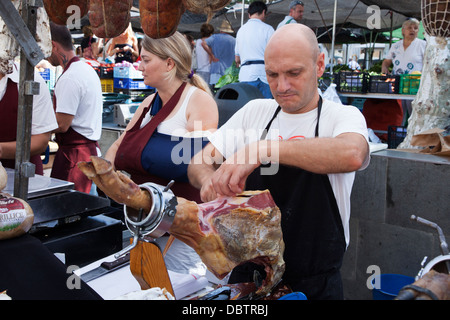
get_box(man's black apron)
[229,97,346,300]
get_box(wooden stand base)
[130,240,174,297]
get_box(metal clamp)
[115,181,177,258]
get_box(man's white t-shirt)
[54,60,103,141]
[209,98,370,245]
[235,19,274,83]
[195,39,211,73]
[0,63,57,135]
[386,38,427,74]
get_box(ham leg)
[170,191,285,295]
[77,156,285,295]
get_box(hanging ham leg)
[170,191,285,295]
[77,157,151,213]
[77,156,285,295]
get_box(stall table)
[339,92,415,101]
[0,234,102,300]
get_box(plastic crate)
[99,66,113,79]
[92,65,114,79]
[387,126,407,149]
[368,74,400,94]
[39,68,51,81]
[399,74,421,95]
[334,71,368,93]
[101,79,114,93]
[113,78,152,90]
[113,66,143,79]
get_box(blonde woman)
[105,32,218,274]
[105,31,218,201]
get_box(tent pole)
[241,0,244,27]
[330,0,337,74]
[389,11,393,48]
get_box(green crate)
[399,74,421,95]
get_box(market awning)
[174,0,419,35]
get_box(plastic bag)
[322,83,341,104]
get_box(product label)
[0,196,26,231]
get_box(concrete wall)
[342,150,450,300]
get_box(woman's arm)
[381,58,392,74]
[185,89,219,132]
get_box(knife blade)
[80,253,130,283]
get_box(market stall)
[0,0,448,303]
[0,1,125,300]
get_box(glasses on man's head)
[294,1,304,6]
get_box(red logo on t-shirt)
[278,135,306,140]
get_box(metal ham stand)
[0,0,45,201]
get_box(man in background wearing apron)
[276,0,305,30]
[188,24,370,300]
[47,23,102,193]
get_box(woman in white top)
[382,18,426,75]
[105,31,218,274]
[195,23,214,84]
[381,18,426,116]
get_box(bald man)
[188,24,369,300]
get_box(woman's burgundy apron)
[0,78,44,175]
[50,56,99,193]
[230,97,346,300]
[114,82,203,203]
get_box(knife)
[80,253,130,282]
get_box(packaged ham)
[0,164,34,240]
[0,193,34,240]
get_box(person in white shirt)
[276,0,305,29]
[235,1,274,98]
[0,62,57,175]
[348,56,360,71]
[195,23,214,84]
[382,18,426,75]
[382,18,426,116]
[47,22,103,193]
[188,24,370,300]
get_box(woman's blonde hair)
[142,32,212,96]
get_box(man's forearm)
[188,143,222,189]
[270,133,368,174]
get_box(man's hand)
[199,141,269,201]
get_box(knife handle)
[100,253,130,270]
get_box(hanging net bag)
[421,0,450,37]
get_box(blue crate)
[113,78,152,90]
[39,69,51,81]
